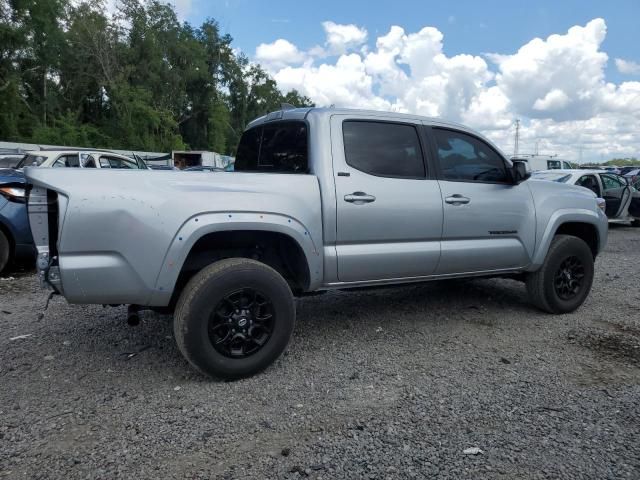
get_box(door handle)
[445,194,470,205]
[344,192,376,204]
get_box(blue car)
[0,168,35,273]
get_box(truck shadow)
[36,277,535,382]
[298,277,532,326]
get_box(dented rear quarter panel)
[25,168,323,305]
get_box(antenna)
[513,119,520,157]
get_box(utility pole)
[514,119,520,157]
[578,144,583,164]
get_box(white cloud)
[615,58,640,75]
[533,89,571,112]
[322,21,368,54]
[491,18,609,121]
[255,18,640,162]
[255,39,307,69]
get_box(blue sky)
[188,0,639,83]
[172,0,640,161]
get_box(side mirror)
[512,160,531,184]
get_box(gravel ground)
[1,226,639,479]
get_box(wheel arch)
[528,209,605,271]
[0,219,14,250]
[148,212,322,306]
[0,218,15,267]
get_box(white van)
[512,157,573,172]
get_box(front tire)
[0,230,10,274]
[526,235,594,314]
[173,258,295,379]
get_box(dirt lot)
[1,226,639,479]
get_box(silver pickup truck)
[25,108,608,379]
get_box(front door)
[331,115,443,282]
[599,173,632,218]
[429,127,536,274]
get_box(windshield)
[531,172,572,183]
[15,154,46,168]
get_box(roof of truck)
[247,107,502,154]
[248,107,471,130]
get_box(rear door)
[428,127,535,274]
[331,115,443,282]
[599,173,631,218]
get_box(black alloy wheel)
[209,288,274,358]
[553,256,585,300]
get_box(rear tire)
[173,258,295,379]
[0,230,10,274]
[526,235,594,314]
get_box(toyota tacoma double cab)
[25,108,608,379]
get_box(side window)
[83,155,97,168]
[99,157,111,168]
[562,161,572,169]
[600,174,623,190]
[547,160,561,169]
[53,155,80,168]
[103,156,137,169]
[342,121,425,178]
[234,121,308,173]
[576,175,600,195]
[433,128,508,182]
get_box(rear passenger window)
[342,121,425,178]
[235,121,308,173]
[433,128,508,183]
[53,155,80,168]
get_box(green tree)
[0,0,313,154]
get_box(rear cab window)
[235,121,308,173]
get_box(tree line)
[0,0,312,154]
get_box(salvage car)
[0,169,34,273]
[25,108,608,379]
[623,168,640,184]
[16,150,148,169]
[629,178,640,225]
[532,169,637,225]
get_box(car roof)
[25,150,131,159]
[246,107,509,158]
[249,106,473,131]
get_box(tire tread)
[526,234,593,314]
[173,258,294,378]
